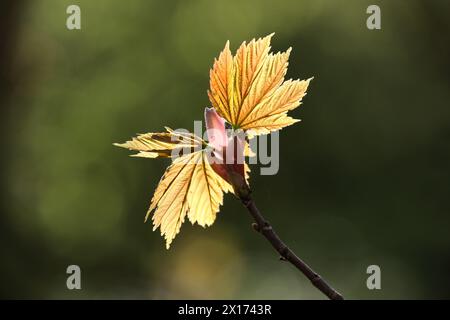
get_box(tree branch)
[240,194,344,300]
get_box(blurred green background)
[1,0,449,299]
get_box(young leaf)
[114,128,203,158]
[148,151,232,248]
[208,34,312,135]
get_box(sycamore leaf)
[114,127,204,158]
[148,150,232,248]
[208,33,312,135]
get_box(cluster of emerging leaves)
[116,34,312,248]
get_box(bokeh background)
[1,0,449,299]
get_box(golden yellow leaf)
[208,33,312,135]
[148,150,233,249]
[113,127,204,158]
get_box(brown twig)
[240,194,344,300]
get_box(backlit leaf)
[148,151,233,248]
[114,127,204,158]
[208,34,311,135]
